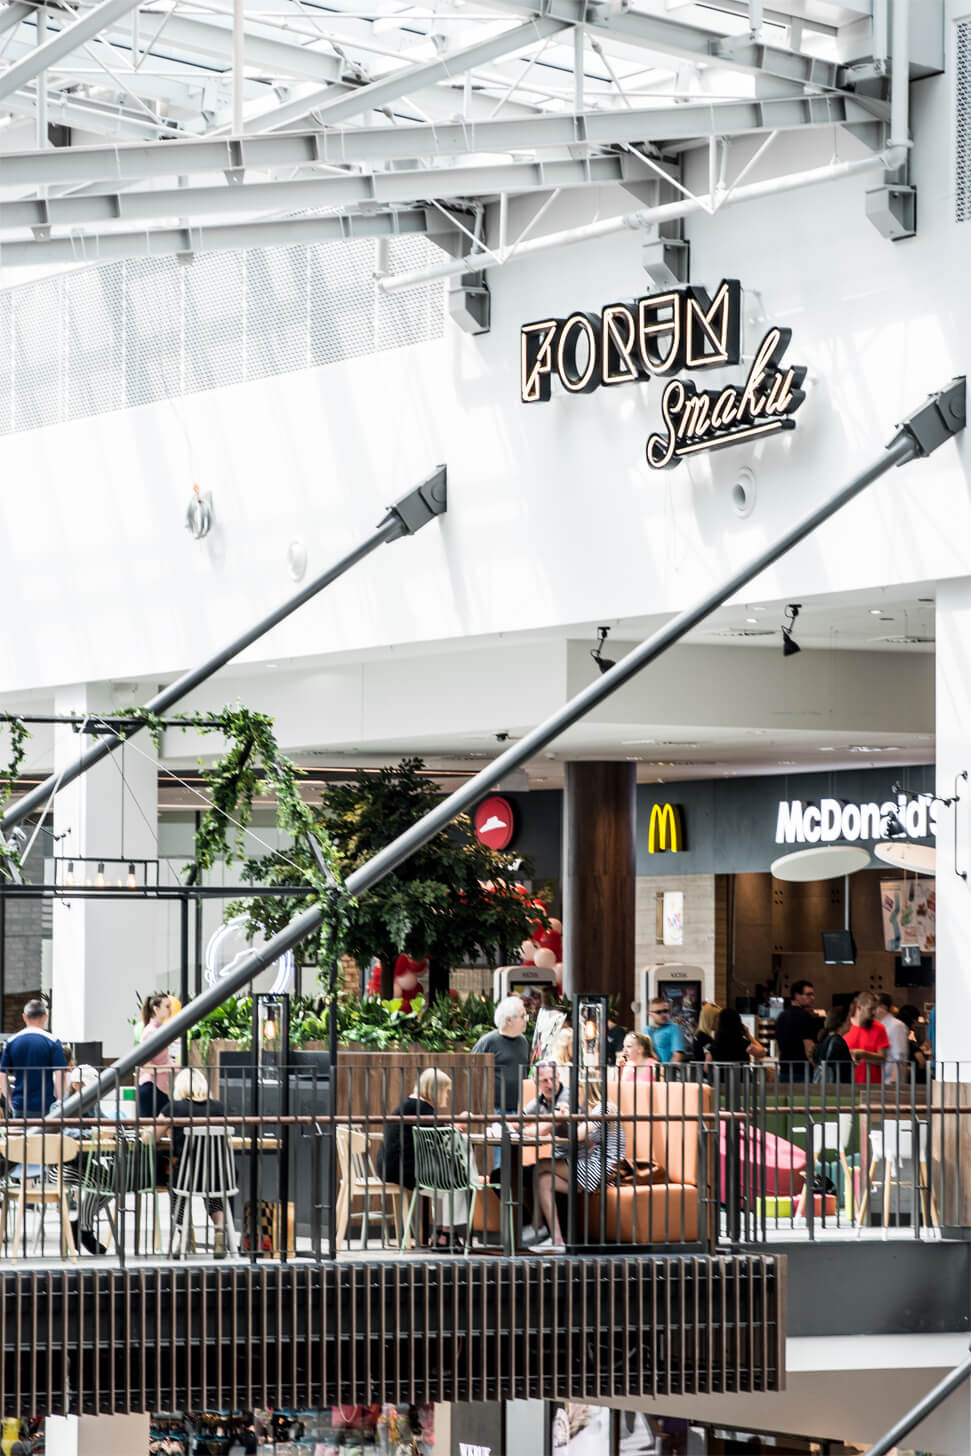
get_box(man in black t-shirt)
[774,980,819,1082]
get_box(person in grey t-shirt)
[471,995,530,1112]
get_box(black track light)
[590,626,616,675]
[883,809,907,839]
[781,603,802,658]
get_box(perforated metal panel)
[958,20,971,222]
[0,238,445,436]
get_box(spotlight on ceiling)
[590,625,616,675]
[781,603,802,658]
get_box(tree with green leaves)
[237,757,541,998]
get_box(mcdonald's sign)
[647,803,685,853]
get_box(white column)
[50,683,163,1058]
[934,580,971,1063]
[46,1413,151,1455]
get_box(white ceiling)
[0,581,939,794]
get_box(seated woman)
[378,1069,466,1247]
[615,1031,658,1081]
[164,1067,231,1257]
[532,1086,625,1251]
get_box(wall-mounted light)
[590,626,616,675]
[781,603,801,658]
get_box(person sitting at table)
[36,1063,119,1255]
[551,1027,574,1071]
[615,1032,658,1082]
[163,1067,231,1258]
[523,1061,569,1116]
[532,1086,625,1251]
[378,1069,465,1247]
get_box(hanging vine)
[0,705,347,954]
[111,703,350,964]
[0,715,31,808]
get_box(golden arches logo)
[648,803,683,853]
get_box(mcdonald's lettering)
[648,803,684,853]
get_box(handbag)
[615,1157,663,1186]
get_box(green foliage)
[0,716,32,872]
[188,995,254,1063]
[0,716,30,807]
[112,703,349,965]
[235,757,541,990]
[187,989,500,1057]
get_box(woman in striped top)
[532,1086,625,1250]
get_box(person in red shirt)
[843,992,890,1084]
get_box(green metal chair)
[401,1126,483,1255]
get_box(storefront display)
[158,1407,435,1454]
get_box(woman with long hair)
[711,1008,767,1065]
[692,1002,721,1063]
[615,1031,658,1082]
[532,1083,625,1250]
[136,993,178,1119]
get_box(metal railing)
[3,1056,971,1264]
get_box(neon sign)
[775,796,939,846]
[520,279,805,469]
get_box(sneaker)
[213,1228,227,1260]
[531,1237,565,1252]
[520,1224,543,1246]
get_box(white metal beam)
[0,1,33,39]
[0,204,445,265]
[490,0,842,87]
[0,0,147,104]
[1,89,881,186]
[106,12,348,84]
[0,151,656,230]
[237,16,569,133]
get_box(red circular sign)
[473,795,516,850]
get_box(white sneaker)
[532,1237,565,1252]
[520,1224,543,1245]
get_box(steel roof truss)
[0,203,462,266]
[1,88,881,188]
[0,151,658,232]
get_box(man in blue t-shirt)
[0,998,67,1115]
[644,998,687,1064]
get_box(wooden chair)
[335,1124,403,1249]
[0,1133,80,1260]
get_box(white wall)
[0,67,967,697]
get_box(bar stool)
[170,1126,239,1258]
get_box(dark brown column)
[562,761,636,1013]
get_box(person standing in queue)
[643,999,686,1065]
[136,993,178,1119]
[773,981,819,1083]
